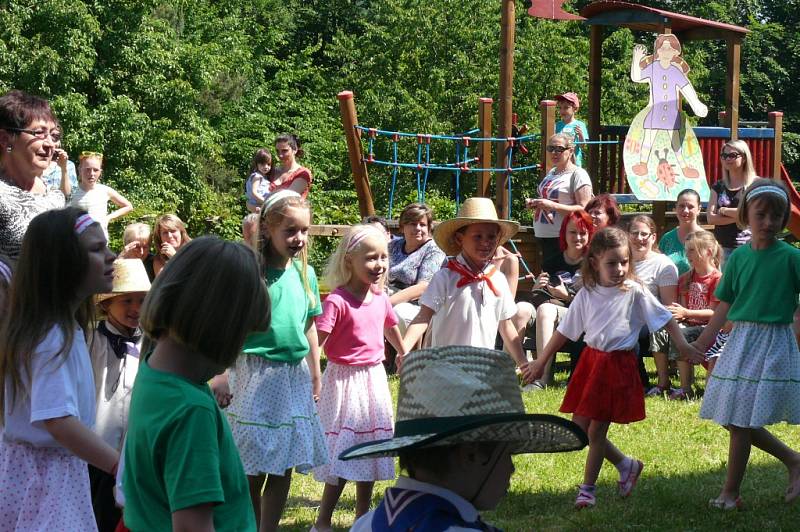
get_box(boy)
[402,198,530,377]
[555,92,589,167]
[343,345,587,531]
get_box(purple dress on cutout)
[641,62,689,131]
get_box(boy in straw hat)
[88,258,150,531]
[344,345,587,531]
[402,197,532,379]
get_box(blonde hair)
[628,215,661,253]
[258,194,316,307]
[581,226,637,289]
[140,237,269,367]
[153,214,191,257]
[737,178,790,230]
[123,222,151,246]
[548,133,577,165]
[684,230,722,269]
[324,225,388,290]
[721,139,757,188]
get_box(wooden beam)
[337,91,374,217]
[496,0,515,219]
[539,100,556,178]
[588,25,603,187]
[478,97,493,197]
[725,37,741,139]
[769,111,784,179]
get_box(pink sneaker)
[574,487,596,509]
[618,459,644,497]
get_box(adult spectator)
[585,193,621,229]
[271,134,311,198]
[68,152,133,239]
[659,188,703,275]
[0,90,65,259]
[152,214,191,276]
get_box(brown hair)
[585,194,621,227]
[639,34,690,74]
[580,226,636,289]
[628,215,661,253]
[0,90,57,131]
[275,134,304,159]
[250,148,273,174]
[152,214,191,257]
[399,202,434,229]
[737,178,790,230]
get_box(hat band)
[394,414,519,438]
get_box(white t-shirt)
[533,166,592,238]
[634,252,678,299]
[68,183,111,236]
[420,254,517,348]
[1,324,96,447]
[558,280,673,352]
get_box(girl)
[628,215,679,396]
[119,222,155,280]
[659,188,703,275]
[0,207,119,530]
[529,226,698,509]
[706,140,756,262]
[68,153,133,239]
[311,225,405,532]
[212,189,327,531]
[665,230,722,400]
[123,237,269,531]
[246,148,274,213]
[88,258,150,531]
[271,134,312,199]
[151,213,191,276]
[695,179,800,509]
[525,133,593,264]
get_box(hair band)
[746,185,788,203]
[74,214,97,235]
[346,228,376,253]
[0,261,11,284]
[262,189,301,213]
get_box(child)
[363,214,392,242]
[342,345,588,531]
[403,197,531,378]
[694,179,800,509]
[0,208,119,530]
[118,223,154,280]
[555,92,589,167]
[530,226,699,509]
[211,189,327,531]
[151,214,191,276]
[88,258,150,532]
[68,152,133,239]
[311,225,406,532]
[665,230,722,400]
[246,148,274,213]
[122,237,269,531]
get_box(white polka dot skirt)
[227,356,328,476]
[313,362,395,485]
[700,322,800,427]
[0,440,97,531]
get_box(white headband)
[346,227,379,252]
[262,190,301,213]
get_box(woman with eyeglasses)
[0,90,66,259]
[525,133,593,264]
[68,152,133,240]
[706,140,756,261]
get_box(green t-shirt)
[123,361,255,532]
[659,228,690,275]
[242,261,322,363]
[716,240,800,324]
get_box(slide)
[779,164,800,239]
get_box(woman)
[629,215,679,395]
[659,188,703,275]
[388,203,446,332]
[706,140,756,262]
[68,153,133,239]
[40,139,77,196]
[270,134,311,198]
[152,214,191,276]
[529,210,594,388]
[0,90,66,259]
[585,193,621,229]
[525,133,593,264]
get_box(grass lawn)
[280,358,800,531]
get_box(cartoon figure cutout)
[624,34,710,201]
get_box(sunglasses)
[720,152,742,160]
[80,151,104,161]
[546,145,569,154]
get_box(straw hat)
[433,197,519,256]
[339,346,587,460]
[96,259,151,304]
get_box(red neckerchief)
[446,258,500,296]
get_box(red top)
[274,166,312,199]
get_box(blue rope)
[415,142,423,202]
[506,142,514,218]
[421,141,431,202]
[356,125,540,143]
[388,138,399,218]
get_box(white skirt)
[313,362,395,484]
[700,322,800,427]
[0,440,97,531]
[227,356,328,476]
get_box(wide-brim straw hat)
[433,197,520,256]
[96,259,151,304]
[339,346,587,460]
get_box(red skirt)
[559,346,645,424]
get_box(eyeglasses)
[5,127,61,143]
[80,151,104,161]
[546,145,569,153]
[629,231,652,238]
[720,152,742,160]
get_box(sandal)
[645,385,669,397]
[668,388,690,401]
[574,486,596,509]
[618,459,644,498]
[708,497,744,511]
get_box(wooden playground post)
[337,91,375,217]
[587,24,603,187]
[725,37,742,139]
[478,97,493,197]
[496,0,516,218]
[539,100,556,178]
[769,111,784,179]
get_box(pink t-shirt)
[316,287,398,366]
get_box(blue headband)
[746,185,788,203]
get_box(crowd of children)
[3,142,800,531]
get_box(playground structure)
[332,1,798,282]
